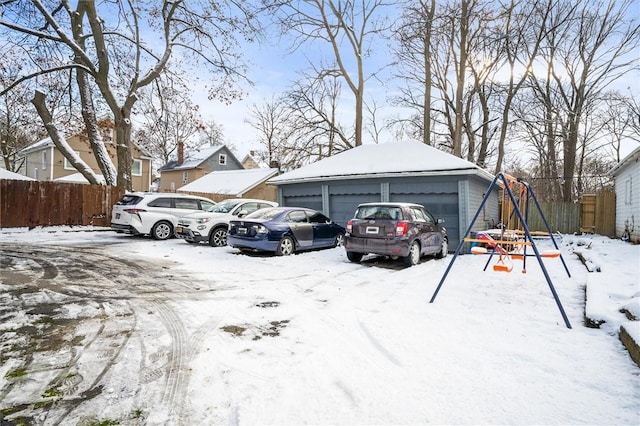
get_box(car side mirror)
[237,210,249,217]
[437,218,445,224]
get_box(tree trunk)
[453,0,469,157]
[115,108,133,191]
[422,0,436,145]
[76,68,117,186]
[32,91,101,185]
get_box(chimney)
[177,142,184,165]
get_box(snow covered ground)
[0,227,638,425]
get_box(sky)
[0,227,638,425]
[185,3,640,163]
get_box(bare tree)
[0,0,260,189]
[134,77,206,167]
[246,95,293,167]
[0,48,44,171]
[528,0,640,201]
[269,0,393,148]
[391,0,436,145]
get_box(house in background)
[157,143,243,192]
[16,119,153,191]
[611,146,640,243]
[178,168,279,202]
[241,150,268,169]
[268,141,500,246]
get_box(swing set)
[430,172,573,329]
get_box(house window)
[64,151,80,170]
[625,178,632,205]
[34,168,38,180]
[42,151,47,170]
[132,159,142,176]
[183,171,188,184]
[219,153,227,165]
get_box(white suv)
[176,198,278,247]
[111,193,216,240]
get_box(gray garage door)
[330,193,379,226]
[282,195,323,212]
[389,193,460,246]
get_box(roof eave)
[268,168,493,185]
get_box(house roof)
[18,137,54,155]
[19,133,152,158]
[610,146,640,176]
[0,168,36,181]
[178,168,279,196]
[159,145,241,172]
[268,141,495,184]
[54,173,106,184]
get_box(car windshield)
[207,200,241,213]
[355,206,401,220]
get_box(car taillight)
[124,208,146,214]
[396,221,408,236]
[346,219,353,233]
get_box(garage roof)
[269,141,494,184]
[179,167,279,196]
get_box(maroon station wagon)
[344,202,448,266]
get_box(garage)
[269,141,500,246]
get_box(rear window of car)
[308,211,330,223]
[175,198,201,210]
[147,197,173,208]
[355,206,401,220]
[116,195,143,205]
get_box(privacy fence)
[0,180,616,237]
[522,190,615,237]
[0,180,125,228]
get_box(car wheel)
[276,236,295,256]
[151,221,173,240]
[436,238,448,258]
[347,251,363,263]
[209,227,228,247]
[334,232,345,247]
[404,241,421,266]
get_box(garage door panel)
[331,194,377,226]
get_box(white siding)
[615,160,640,243]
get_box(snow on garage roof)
[0,169,35,181]
[269,141,494,184]
[179,168,279,195]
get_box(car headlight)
[195,217,211,224]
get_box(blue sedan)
[227,207,345,256]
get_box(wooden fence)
[522,190,615,237]
[0,179,617,236]
[0,180,125,228]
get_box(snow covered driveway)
[0,229,638,425]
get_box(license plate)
[176,226,183,233]
[366,226,379,234]
[115,213,120,219]
[238,227,247,235]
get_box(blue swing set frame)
[429,172,573,329]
